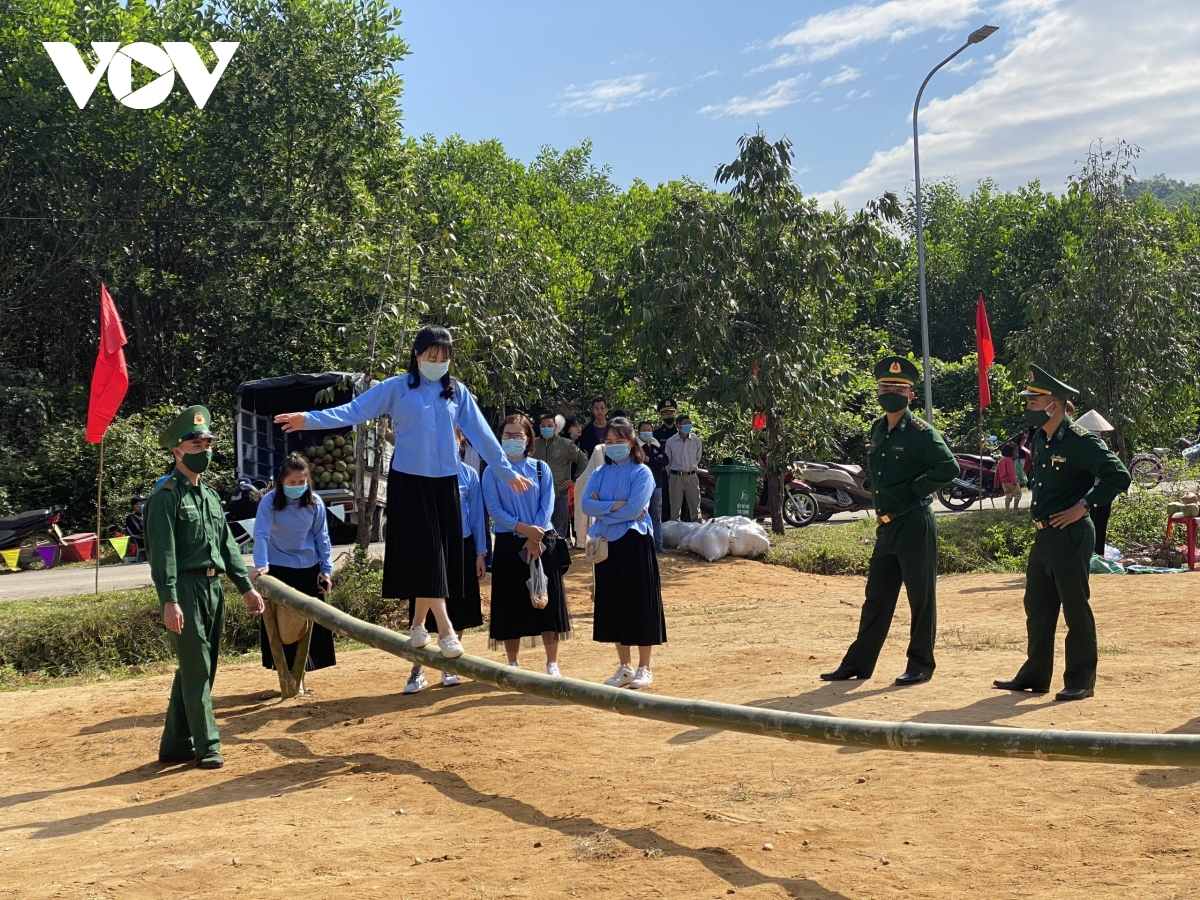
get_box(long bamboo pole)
[255,575,1200,767]
[95,437,104,594]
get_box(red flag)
[975,294,994,410]
[86,285,129,443]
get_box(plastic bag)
[1089,553,1125,575]
[527,557,549,608]
[663,520,702,550]
[689,520,733,562]
[730,521,771,557]
[1103,544,1122,560]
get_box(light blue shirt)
[301,374,516,483]
[582,459,655,542]
[482,456,554,535]
[252,490,334,575]
[459,460,487,550]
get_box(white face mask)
[419,360,450,382]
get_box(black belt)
[183,567,220,577]
[877,497,932,525]
[1034,512,1090,531]
[670,469,697,476]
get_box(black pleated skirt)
[488,531,571,648]
[410,535,484,632]
[383,469,463,602]
[593,530,667,646]
[259,563,337,671]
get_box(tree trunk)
[766,414,785,535]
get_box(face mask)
[605,443,631,462]
[662,417,675,426]
[540,427,555,439]
[878,392,909,413]
[501,439,527,457]
[181,450,212,473]
[283,484,309,500]
[419,360,450,382]
[680,424,693,435]
[639,431,653,443]
[1024,406,1054,428]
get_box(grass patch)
[765,493,1176,578]
[574,830,623,861]
[0,548,390,687]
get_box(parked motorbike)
[697,467,816,527]
[0,505,67,569]
[936,453,1006,510]
[793,462,874,521]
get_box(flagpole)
[978,407,984,508]
[95,436,104,594]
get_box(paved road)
[0,542,385,603]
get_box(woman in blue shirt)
[482,414,571,675]
[276,326,532,662]
[405,428,489,694]
[249,454,336,691]
[583,419,667,690]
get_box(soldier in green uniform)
[144,406,264,769]
[994,366,1130,701]
[821,357,960,686]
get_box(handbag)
[526,557,549,609]
[584,535,608,564]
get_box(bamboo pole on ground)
[255,575,1200,767]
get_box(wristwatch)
[1077,498,1090,511]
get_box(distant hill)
[1126,174,1200,210]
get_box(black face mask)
[878,392,910,414]
[662,417,675,426]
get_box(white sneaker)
[441,671,461,687]
[410,624,430,649]
[604,665,635,687]
[546,662,562,678]
[508,660,520,668]
[630,666,653,690]
[438,633,464,658]
[403,670,427,694]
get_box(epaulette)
[159,479,177,491]
[1069,422,1092,438]
[909,416,930,431]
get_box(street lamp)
[913,24,998,423]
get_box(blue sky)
[397,0,1200,207]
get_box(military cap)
[158,405,215,450]
[874,356,920,386]
[657,398,678,413]
[1019,364,1076,401]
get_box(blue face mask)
[540,427,556,439]
[501,438,527,458]
[605,443,631,462]
[419,360,450,382]
[680,424,693,435]
[283,484,309,500]
[639,431,653,443]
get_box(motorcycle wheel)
[1129,457,1162,490]
[936,485,977,512]
[812,510,833,522]
[785,491,818,528]
[17,536,61,570]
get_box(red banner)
[975,294,994,410]
[86,284,129,443]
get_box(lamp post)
[913,24,998,424]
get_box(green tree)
[602,133,899,532]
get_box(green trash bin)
[711,459,761,518]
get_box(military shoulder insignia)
[909,417,929,431]
[1070,422,1091,438]
[159,479,176,491]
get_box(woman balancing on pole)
[583,418,667,689]
[275,325,532,665]
[249,453,337,693]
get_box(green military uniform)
[834,357,960,681]
[145,406,254,765]
[1002,367,1130,695]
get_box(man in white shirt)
[665,414,703,523]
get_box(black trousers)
[841,506,938,677]
[1015,517,1097,691]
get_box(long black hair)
[407,324,456,399]
[272,453,315,511]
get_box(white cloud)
[764,0,984,67]
[553,74,678,115]
[697,68,720,80]
[697,74,812,118]
[815,0,1200,209]
[821,65,863,86]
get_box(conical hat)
[1075,409,1113,432]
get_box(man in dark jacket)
[638,420,669,552]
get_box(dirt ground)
[2,553,1200,900]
